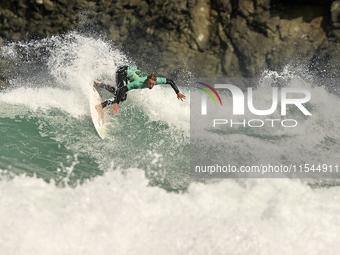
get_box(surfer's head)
[146,73,157,89]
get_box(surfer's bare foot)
[112,103,119,114]
[94,80,101,86]
[95,104,103,119]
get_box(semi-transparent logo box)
[190,78,340,178]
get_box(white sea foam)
[0,87,87,117]
[0,170,340,255]
[128,85,190,134]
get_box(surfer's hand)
[177,92,186,101]
[112,103,119,114]
[94,80,101,86]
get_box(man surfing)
[94,66,186,117]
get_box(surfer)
[94,66,186,116]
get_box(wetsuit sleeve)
[166,78,180,94]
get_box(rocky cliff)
[1,0,340,83]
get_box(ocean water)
[1,32,340,254]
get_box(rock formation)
[0,0,340,82]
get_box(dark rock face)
[0,0,84,40]
[0,0,340,79]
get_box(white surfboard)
[90,85,105,139]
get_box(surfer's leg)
[95,95,115,119]
[116,66,128,89]
[96,96,115,118]
[94,80,116,95]
[100,97,115,109]
[100,84,116,94]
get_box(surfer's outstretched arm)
[166,79,186,101]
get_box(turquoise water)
[1,32,340,254]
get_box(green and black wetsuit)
[100,66,180,108]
